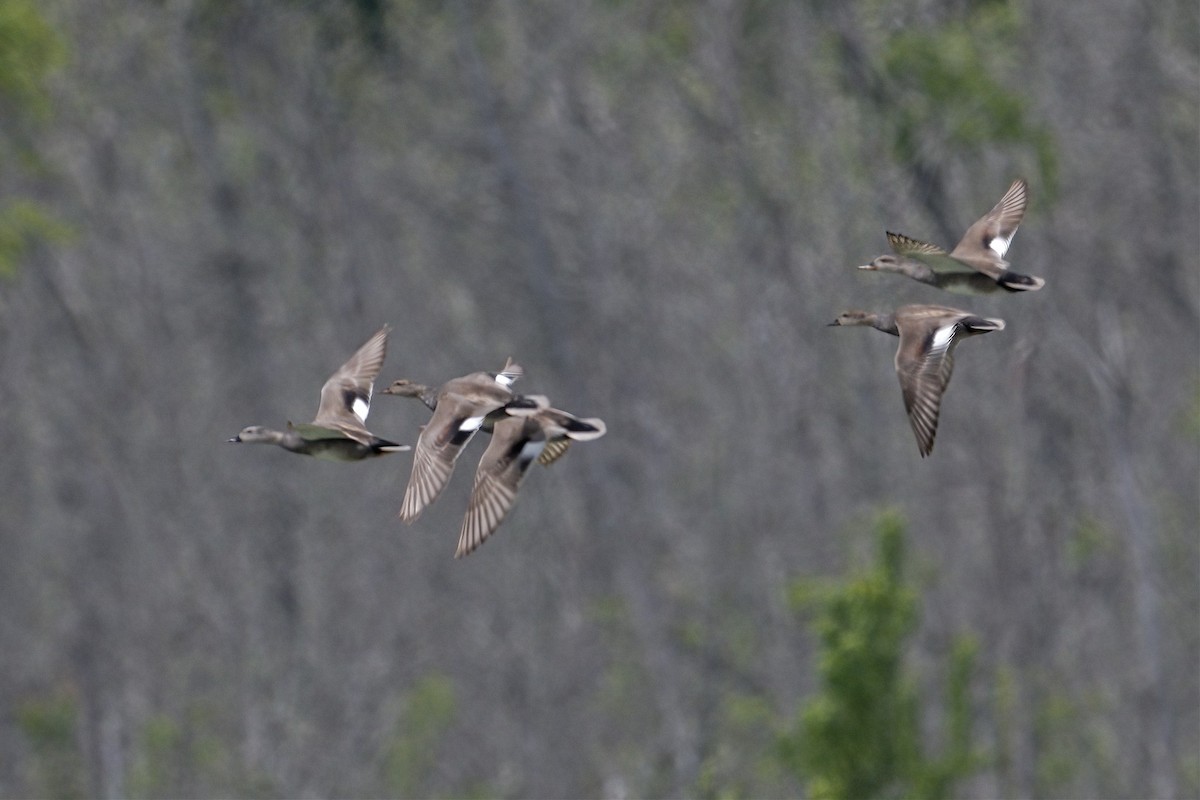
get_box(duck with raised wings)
[229,326,410,461]
[858,179,1044,294]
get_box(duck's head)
[828,310,875,327]
[380,378,439,411]
[229,425,270,443]
[380,379,425,397]
[858,254,899,272]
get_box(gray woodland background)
[0,0,1196,797]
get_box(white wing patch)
[989,233,1013,257]
[519,440,547,464]
[352,395,371,423]
[495,372,516,388]
[931,324,956,354]
[460,415,485,432]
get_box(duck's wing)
[291,422,348,441]
[887,231,972,274]
[399,393,494,522]
[456,417,542,558]
[537,438,572,466]
[313,325,390,445]
[932,271,1011,295]
[894,317,961,458]
[949,179,1028,277]
[524,406,605,464]
[494,358,523,388]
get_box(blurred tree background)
[0,0,1196,797]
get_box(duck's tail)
[502,395,551,416]
[562,416,606,441]
[373,436,412,454]
[999,270,1045,291]
[962,316,1006,334]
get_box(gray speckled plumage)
[859,179,1044,294]
[229,326,409,461]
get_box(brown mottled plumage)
[456,407,606,558]
[382,359,542,522]
[829,305,1005,457]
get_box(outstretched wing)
[895,320,960,457]
[537,438,572,466]
[399,392,502,522]
[950,178,1028,273]
[456,417,542,557]
[312,325,390,445]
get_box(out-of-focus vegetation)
[0,0,68,276]
[780,512,983,800]
[0,0,1194,796]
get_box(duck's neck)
[871,313,899,336]
[274,425,308,453]
[416,385,439,411]
[892,257,937,285]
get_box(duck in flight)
[858,179,1044,294]
[456,405,606,558]
[380,359,573,464]
[380,359,546,523]
[829,305,1005,457]
[228,326,409,461]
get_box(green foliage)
[0,199,72,277]
[883,7,1022,144]
[1182,752,1200,800]
[16,686,86,799]
[0,0,68,278]
[0,0,65,117]
[1033,692,1079,791]
[675,599,799,798]
[128,715,183,798]
[382,673,457,797]
[992,663,1018,795]
[778,511,984,800]
[1030,684,1121,797]
[1183,377,1200,439]
[654,2,696,63]
[870,1,1058,194]
[911,636,983,799]
[126,704,269,799]
[588,594,668,795]
[1065,514,1117,571]
[694,692,792,800]
[779,511,918,799]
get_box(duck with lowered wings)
[829,305,1006,457]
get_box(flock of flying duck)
[832,177,1043,457]
[229,333,605,558]
[230,178,1042,553]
